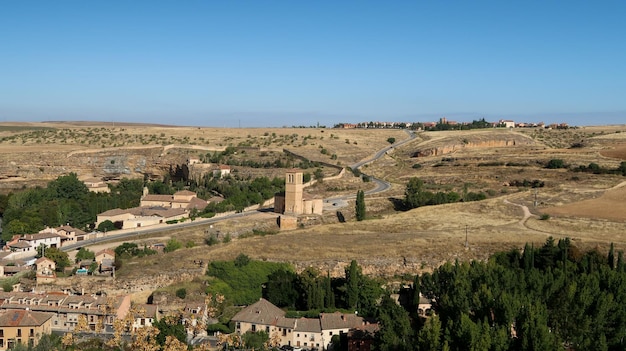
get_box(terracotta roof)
[96,249,115,257]
[319,312,364,330]
[8,242,31,249]
[276,316,297,329]
[294,317,321,332]
[139,207,187,218]
[136,304,158,318]
[187,197,208,210]
[35,257,54,265]
[100,206,186,218]
[217,165,230,170]
[98,208,133,216]
[231,298,285,325]
[142,194,174,202]
[0,309,53,327]
[57,225,87,235]
[21,233,61,241]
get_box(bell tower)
[284,169,303,214]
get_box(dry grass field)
[3,121,626,289]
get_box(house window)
[28,338,34,346]
[236,322,241,330]
[17,329,21,337]
[265,326,270,333]
[0,329,3,337]
[29,329,34,337]
[251,324,256,332]
[0,338,3,347]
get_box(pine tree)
[355,190,366,221]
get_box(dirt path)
[503,199,534,226]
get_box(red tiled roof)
[142,194,174,202]
[21,233,61,241]
[231,298,285,325]
[35,257,54,265]
[0,309,53,327]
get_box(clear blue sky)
[1,1,625,127]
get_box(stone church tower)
[284,169,303,214]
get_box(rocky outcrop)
[0,146,199,192]
[412,138,533,158]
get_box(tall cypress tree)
[608,242,615,269]
[355,190,366,221]
[346,260,360,310]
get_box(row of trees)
[0,170,287,241]
[0,175,150,241]
[263,260,384,317]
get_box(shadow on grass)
[389,197,411,211]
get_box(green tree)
[75,247,95,263]
[234,253,250,267]
[97,220,116,233]
[404,177,431,209]
[46,173,89,200]
[355,190,366,221]
[546,159,565,169]
[263,268,298,308]
[39,246,70,272]
[164,238,182,253]
[242,330,269,350]
[418,314,442,351]
[115,242,139,258]
[608,242,615,269]
[387,137,396,144]
[314,168,324,182]
[154,316,187,347]
[176,288,187,299]
[374,295,414,351]
[346,260,360,310]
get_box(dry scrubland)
[2,122,626,284]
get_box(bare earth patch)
[543,182,626,222]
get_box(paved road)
[324,130,417,210]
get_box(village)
[0,154,394,351]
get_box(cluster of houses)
[3,225,92,261]
[0,290,156,350]
[335,119,570,130]
[0,292,383,351]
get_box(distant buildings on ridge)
[334,118,571,130]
